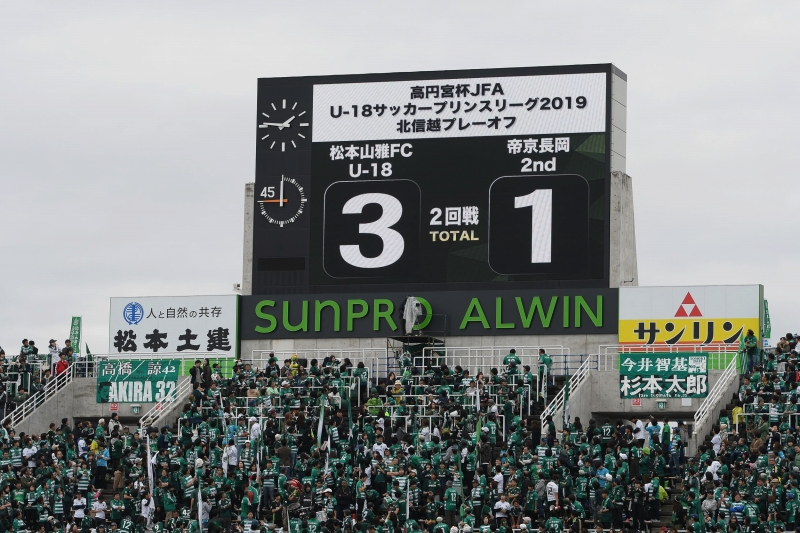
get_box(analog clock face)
[258,175,307,227]
[258,99,311,151]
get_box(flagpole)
[562,367,570,432]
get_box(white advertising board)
[313,73,606,142]
[109,295,239,356]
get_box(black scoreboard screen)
[252,65,615,295]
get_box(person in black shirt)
[628,477,647,532]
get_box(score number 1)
[488,174,588,275]
[514,189,552,263]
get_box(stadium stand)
[0,337,794,533]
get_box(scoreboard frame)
[251,64,626,297]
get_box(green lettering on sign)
[373,299,397,331]
[255,300,277,333]
[562,296,570,327]
[575,295,603,327]
[283,300,308,332]
[347,299,369,331]
[495,297,514,329]
[413,297,433,330]
[460,298,489,329]
[314,300,341,332]
[515,296,558,328]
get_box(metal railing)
[417,346,571,374]
[693,355,739,439]
[540,353,596,425]
[1,365,76,428]
[139,377,192,432]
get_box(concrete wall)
[242,182,254,295]
[609,171,638,289]
[16,377,190,435]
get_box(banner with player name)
[96,359,179,403]
[619,352,708,398]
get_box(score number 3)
[514,189,552,263]
[323,179,421,278]
[340,193,404,268]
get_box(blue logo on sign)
[123,302,144,325]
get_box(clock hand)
[280,179,284,207]
[259,122,288,128]
[280,116,296,129]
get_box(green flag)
[763,300,771,339]
[86,344,92,361]
[69,316,82,356]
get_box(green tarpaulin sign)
[70,316,82,356]
[619,352,708,398]
[96,359,179,403]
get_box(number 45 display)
[488,174,589,275]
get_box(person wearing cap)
[48,339,60,373]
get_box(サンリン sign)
[618,285,761,346]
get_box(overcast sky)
[1,1,797,353]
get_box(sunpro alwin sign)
[241,288,618,339]
[618,285,761,346]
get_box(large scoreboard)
[246,64,626,338]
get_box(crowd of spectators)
[0,339,76,419]
[3,337,798,533]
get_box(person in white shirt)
[72,494,87,519]
[706,459,721,481]
[77,437,88,459]
[92,495,107,523]
[249,419,261,443]
[493,494,511,519]
[372,436,388,456]
[632,417,646,446]
[492,467,504,493]
[223,443,238,476]
[140,492,153,524]
[23,443,38,468]
[710,428,722,455]
[546,475,560,512]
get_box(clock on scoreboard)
[252,65,618,295]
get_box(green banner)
[763,299,771,339]
[619,353,708,398]
[96,359,179,403]
[70,316,82,356]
